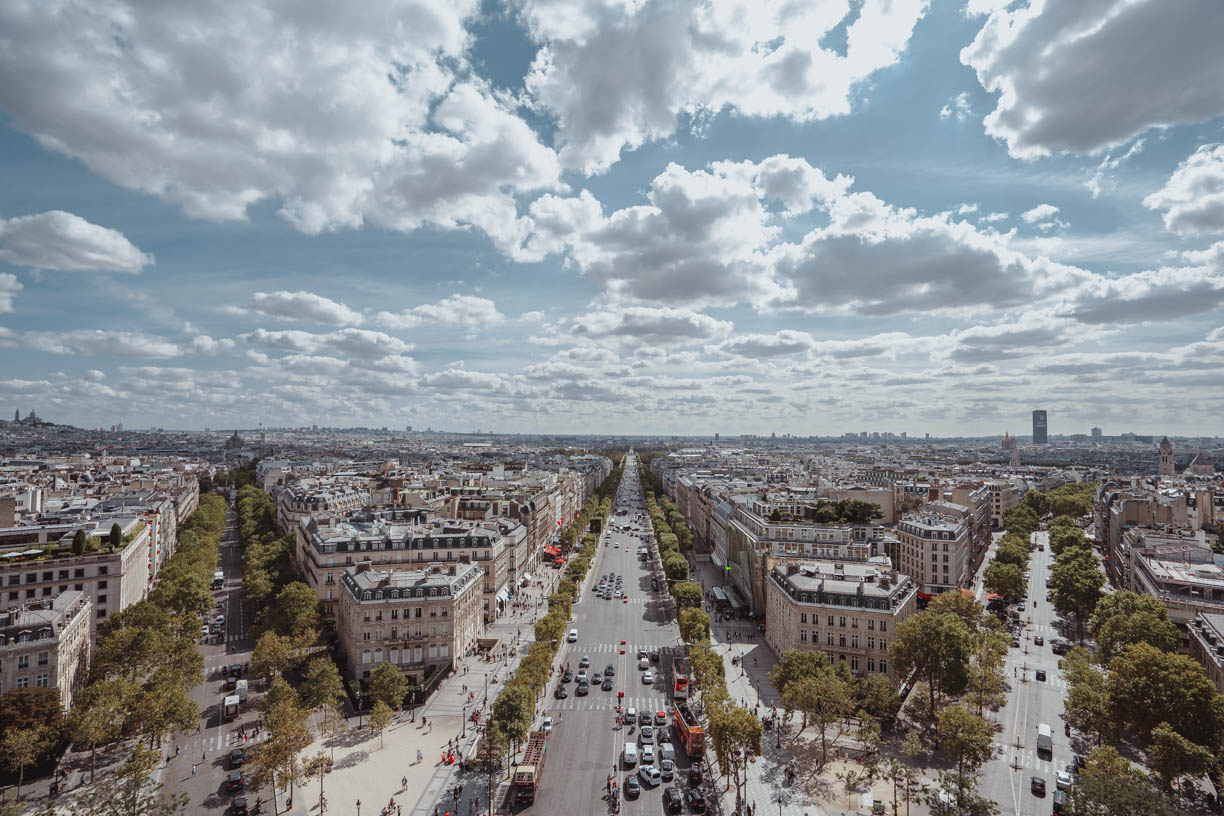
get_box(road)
[978,529,1075,816]
[533,454,702,816]
[156,492,261,814]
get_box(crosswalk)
[998,745,1063,775]
[549,694,671,713]
[570,642,671,655]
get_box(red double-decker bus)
[672,702,705,755]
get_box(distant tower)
[1158,436,1175,477]
[1032,410,1048,444]
[13,409,18,422]
[1002,432,1020,467]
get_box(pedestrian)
[417,749,424,764]
[202,751,206,762]
[402,776,408,789]
[175,745,181,756]
[191,764,198,776]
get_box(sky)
[1,0,1223,438]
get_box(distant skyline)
[2,1,1224,436]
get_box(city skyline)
[2,1,1224,437]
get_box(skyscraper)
[1032,410,1048,444]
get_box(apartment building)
[276,480,371,535]
[896,505,971,597]
[1188,613,1224,694]
[764,561,917,683]
[945,482,992,575]
[336,560,483,685]
[986,479,1020,528]
[0,590,92,707]
[296,512,510,626]
[1127,532,1224,632]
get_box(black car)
[226,769,244,792]
[624,775,641,798]
[602,677,614,691]
[605,665,616,677]
[685,789,708,812]
[663,787,683,813]
[1031,776,1046,796]
[1034,636,1045,646]
[224,677,237,692]
[555,684,569,699]
[576,682,589,696]
[650,649,660,662]
[657,725,671,743]
[688,766,704,786]
[1035,670,1047,682]
[562,669,573,682]
[228,664,244,678]
[1052,642,1068,655]
[229,748,245,768]
[231,798,248,816]
[639,710,651,726]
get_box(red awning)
[916,589,934,600]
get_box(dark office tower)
[1032,410,1048,444]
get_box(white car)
[1056,770,1072,790]
[641,745,655,764]
[576,671,588,684]
[639,657,650,670]
[568,629,578,642]
[643,670,654,685]
[541,716,553,734]
[625,707,637,723]
[638,764,661,787]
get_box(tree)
[679,607,711,644]
[1049,524,1089,557]
[72,528,88,556]
[993,539,1029,569]
[252,631,297,683]
[856,673,902,726]
[67,743,189,816]
[1107,642,1223,746]
[689,645,725,696]
[249,691,311,813]
[369,700,394,748]
[708,705,762,808]
[69,680,134,783]
[663,553,689,582]
[1049,546,1103,640]
[2,725,50,801]
[670,581,703,610]
[937,705,994,807]
[805,672,854,765]
[983,561,1025,601]
[490,684,533,750]
[1066,746,1177,816]
[109,523,123,550]
[301,751,331,813]
[1062,650,1113,745]
[891,611,972,719]
[1090,591,1179,662]
[300,658,346,714]
[269,581,321,644]
[1001,505,1038,539]
[769,649,835,696]
[927,591,986,631]
[368,662,409,711]
[1147,722,1216,790]
[0,686,64,734]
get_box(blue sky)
[1,0,1223,437]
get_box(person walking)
[191,764,198,776]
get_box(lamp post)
[777,794,784,816]
[463,702,469,737]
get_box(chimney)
[355,559,373,574]
[448,565,456,575]
[787,563,799,576]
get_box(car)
[638,647,648,659]
[1073,754,1087,771]
[1035,669,1047,681]
[643,670,654,684]
[1053,790,1067,815]
[602,676,615,691]
[567,629,578,642]
[211,623,222,635]
[555,684,569,699]
[1017,603,1025,612]
[226,769,244,792]
[615,590,623,598]
[562,669,573,682]
[592,672,603,684]
[1034,635,1045,646]
[685,789,708,812]
[650,649,660,662]
[579,656,591,668]
[640,710,652,726]
[1031,776,1046,796]
[660,758,674,780]
[228,664,243,678]
[230,798,249,816]
[541,716,553,734]
[639,657,651,670]
[1052,642,1068,655]
[1056,770,1072,790]
[605,664,616,677]
[229,748,245,768]
[640,725,654,744]
[655,710,667,726]
[224,677,237,692]
[624,775,641,798]
[200,624,210,638]
[638,764,661,786]
[688,766,704,786]
[663,786,683,813]
[625,707,637,723]
[576,671,588,684]
[1011,637,1020,647]
[215,615,226,626]
[657,725,671,743]
[576,682,589,696]
[652,579,659,590]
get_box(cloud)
[940,92,972,121]
[0,2,561,253]
[375,294,505,331]
[248,291,364,326]
[1143,144,1224,235]
[571,306,733,344]
[1086,138,1146,198]
[936,315,1076,363]
[961,0,1224,159]
[522,0,930,173]
[1067,251,1224,324]
[240,328,413,359]
[0,274,21,312]
[24,330,181,358]
[189,335,237,354]
[0,211,153,272]
[712,330,815,358]
[1021,204,1059,224]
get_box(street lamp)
[463,702,469,737]
[777,794,784,816]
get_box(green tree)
[663,553,689,582]
[1049,524,1089,556]
[993,539,1029,569]
[1062,649,1113,745]
[1147,722,1216,790]
[1002,505,1039,539]
[252,630,297,683]
[769,649,836,696]
[248,689,311,812]
[937,705,995,807]
[689,645,725,696]
[1066,746,1177,816]
[301,658,346,714]
[67,743,189,816]
[891,611,972,720]
[1049,546,1103,640]
[368,661,409,711]
[927,591,987,631]
[983,561,1025,601]
[109,523,123,550]
[708,705,762,808]
[679,607,711,644]
[805,672,854,765]
[1107,642,1223,746]
[670,581,703,610]
[490,684,533,750]
[1090,591,1180,662]
[856,673,902,725]
[2,726,50,801]
[269,581,321,644]
[301,751,331,812]
[965,630,1008,716]
[72,528,88,556]
[0,686,64,734]
[69,679,134,783]
[369,700,394,748]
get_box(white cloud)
[375,294,505,331]
[1020,204,1059,224]
[979,212,1009,223]
[189,335,237,354]
[522,0,930,173]
[1086,138,1146,198]
[712,330,815,358]
[1067,249,1224,324]
[940,92,972,121]
[24,330,181,358]
[0,211,153,272]
[248,291,364,326]
[0,274,21,312]
[0,2,561,253]
[1143,144,1224,235]
[571,306,733,345]
[962,0,1224,159]
[240,328,413,359]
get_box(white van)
[659,743,675,763]
[623,743,638,766]
[567,628,578,642]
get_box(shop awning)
[497,587,510,602]
[710,552,725,568]
[521,573,532,584]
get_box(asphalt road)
[157,495,261,815]
[978,530,1077,816]
[532,456,702,816]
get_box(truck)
[672,657,691,700]
[235,679,248,702]
[672,702,705,756]
[223,695,240,721]
[1036,723,1053,758]
[513,730,548,804]
[212,571,225,590]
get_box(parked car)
[541,716,553,734]
[230,798,248,816]
[1031,776,1046,796]
[1056,770,1072,790]
[685,789,708,812]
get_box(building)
[1188,613,1224,693]
[336,561,483,685]
[1091,427,1102,439]
[0,591,92,707]
[986,479,1020,528]
[1032,410,1048,445]
[895,505,971,597]
[1128,534,1224,632]
[1158,437,1175,478]
[764,561,917,683]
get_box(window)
[851,618,858,629]
[868,619,875,631]
[867,658,875,672]
[415,608,422,618]
[18,655,29,669]
[98,566,108,575]
[827,616,834,626]
[880,659,887,674]
[826,633,834,646]
[363,632,371,641]
[16,677,28,688]
[74,568,85,578]
[880,621,887,632]
[42,587,52,596]
[839,616,846,628]
[867,636,875,650]
[74,584,83,591]
[58,570,68,580]
[37,652,48,666]
[25,574,36,583]
[25,589,34,599]
[800,630,807,643]
[36,674,48,687]
[800,613,807,624]
[43,571,53,581]
[98,595,106,605]
[838,634,846,647]
[851,657,859,671]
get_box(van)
[623,743,638,766]
[212,571,225,589]
[567,629,578,642]
[1037,723,1053,758]
[659,743,675,763]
